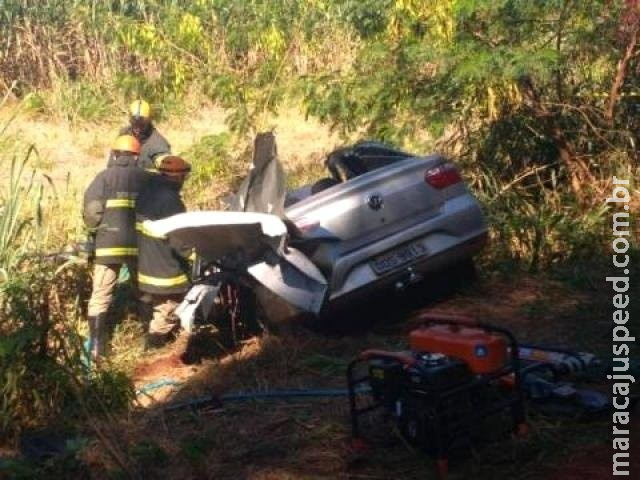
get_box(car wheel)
[199,280,264,348]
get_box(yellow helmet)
[129,99,151,119]
[111,134,141,154]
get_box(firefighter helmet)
[111,134,141,155]
[129,99,151,119]
[157,155,191,176]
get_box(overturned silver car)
[144,135,487,328]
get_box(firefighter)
[136,155,192,348]
[120,99,171,172]
[83,134,150,361]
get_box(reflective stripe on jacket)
[138,272,189,288]
[83,154,150,265]
[136,175,190,295]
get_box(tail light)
[424,164,462,189]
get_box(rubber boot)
[88,313,108,362]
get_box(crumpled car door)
[143,211,328,316]
[229,132,286,217]
[247,246,327,314]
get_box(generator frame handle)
[416,313,527,429]
[347,350,413,439]
[417,312,517,336]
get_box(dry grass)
[1,254,637,477]
[0,102,341,236]
[0,102,339,185]
[0,101,342,266]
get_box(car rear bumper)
[328,193,487,302]
[327,232,487,309]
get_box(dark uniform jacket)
[83,154,150,265]
[119,125,171,172]
[136,176,191,295]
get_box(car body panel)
[325,194,486,300]
[286,155,448,250]
[247,247,327,314]
[145,211,287,263]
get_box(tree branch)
[544,101,618,149]
[606,19,640,122]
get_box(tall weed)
[0,93,48,278]
[0,92,133,446]
[473,167,610,271]
[0,154,41,279]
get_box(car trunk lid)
[286,154,462,252]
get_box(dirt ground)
[75,269,639,480]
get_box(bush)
[477,169,609,271]
[182,132,249,209]
[0,98,133,446]
[0,263,134,445]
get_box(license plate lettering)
[371,242,427,274]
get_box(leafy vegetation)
[2,0,637,267]
[181,132,247,209]
[0,1,638,476]
[0,263,133,439]
[0,92,51,277]
[0,100,132,449]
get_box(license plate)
[370,242,428,275]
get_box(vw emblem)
[367,193,384,211]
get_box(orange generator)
[409,315,508,375]
[347,313,527,477]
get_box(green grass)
[0,112,45,279]
[46,77,116,124]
